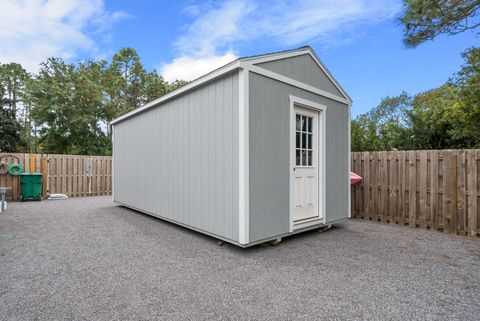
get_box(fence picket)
[430,151,439,230]
[467,150,478,237]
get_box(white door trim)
[289,95,327,232]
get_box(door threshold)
[293,217,325,230]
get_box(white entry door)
[293,106,319,221]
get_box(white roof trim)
[242,47,352,104]
[111,47,352,125]
[111,60,241,125]
[248,64,350,105]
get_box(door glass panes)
[302,150,307,166]
[295,114,313,166]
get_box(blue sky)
[0,0,477,117]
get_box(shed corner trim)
[238,67,250,245]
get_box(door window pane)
[295,113,314,167]
[302,150,307,166]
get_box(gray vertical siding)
[249,72,349,243]
[113,71,239,242]
[256,54,344,98]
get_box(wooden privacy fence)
[351,150,480,237]
[0,153,112,201]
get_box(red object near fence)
[350,172,362,185]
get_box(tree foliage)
[0,64,28,151]
[352,47,480,151]
[0,48,188,155]
[400,0,480,47]
[0,84,26,152]
[27,58,108,155]
[0,63,29,118]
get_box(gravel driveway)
[1,196,479,321]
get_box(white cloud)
[161,53,238,82]
[161,0,401,81]
[175,1,255,56]
[0,0,130,71]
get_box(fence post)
[29,154,36,173]
[408,151,416,227]
[87,158,93,195]
[451,153,458,234]
[41,155,48,198]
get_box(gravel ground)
[0,196,479,321]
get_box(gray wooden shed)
[111,46,352,247]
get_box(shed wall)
[249,72,349,243]
[255,54,344,98]
[113,71,240,242]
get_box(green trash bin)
[20,173,42,201]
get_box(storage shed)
[111,46,352,247]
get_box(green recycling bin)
[20,173,42,201]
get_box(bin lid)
[20,173,43,176]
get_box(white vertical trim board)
[347,107,351,218]
[112,125,115,202]
[289,95,327,232]
[289,98,296,233]
[238,68,249,244]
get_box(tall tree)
[169,79,189,91]
[0,63,29,119]
[29,58,110,155]
[408,84,459,149]
[108,48,147,114]
[144,70,171,102]
[400,0,480,47]
[0,84,25,152]
[351,92,413,151]
[449,47,480,146]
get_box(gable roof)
[112,46,351,125]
